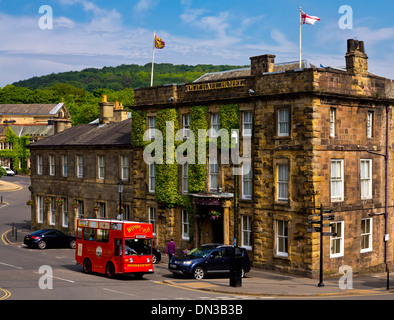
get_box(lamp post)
[117,180,123,220]
[230,130,242,287]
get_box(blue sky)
[0,0,393,87]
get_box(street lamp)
[117,180,123,220]
[230,130,242,287]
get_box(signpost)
[307,204,336,287]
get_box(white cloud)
[134,0,160,12]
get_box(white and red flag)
[301,11,320,25]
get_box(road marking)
[0,288,11,300]
[103,288,137,297]
[33,272,75,283]
[0,262,23,269]
[1,229,11,245]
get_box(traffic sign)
[322,216,335,221]
[307,220,321,224]
[322,232,337,237]
[308,214,320,218]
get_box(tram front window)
[124,239,151,255]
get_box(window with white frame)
[37,155,43,175]
[148,116,156,140]
[182,163,188,194]
[367,111,373,138]
[62,198,68,228]
[209,156,218,191]
[148,162,155,193]
[241,215,252,250]
[277,108,289,136]
[330,221,344,258]
[361,218,373,253]
[242,111,253,137]
[242,163,252,199]
[50,197,56,225]
[183,114,190,138]
[211,113,220,137]
[98,155,105,179]
[49,155,55,176]
[182,209,189,240]
[276,220,288,257]
[98,202,105,218]
[149,207,157,235]
[330,108,336,137]
[37,196,44,223]
[62,155,68,177]
[360,159,372,199]
[77,155,83,178]
[121,155,129,180]
[330,159,344,201]
[76,200,84,218]
[277,163,289,202]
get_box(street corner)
[0,180,23,192]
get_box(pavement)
[2,178,394,299]
[158,261,394,298]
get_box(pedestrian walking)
[165,238,176,261]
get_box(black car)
[169,244,251,280]
[152,247,161,264]
[24,229,76,250]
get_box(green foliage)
[219,104,240,150]
[130,110,147,148]
[0,127,31,173]
[155,108,180,207]
[0,166,6,178]
[12,63,248,92]
[188,105,209,193]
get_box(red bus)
[75,218,154,279]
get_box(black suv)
[169,244,251,280]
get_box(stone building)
[0,103,71,169]
[27,101,131,233]
[131,39,394,277]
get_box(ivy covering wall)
[188,105,209,193]
[0,127,30,173]
[130,109,147,148]
[154,108,180,207]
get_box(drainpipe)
[384,105,390,290]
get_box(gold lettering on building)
[186,79,245,92]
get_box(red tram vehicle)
[75,218,154,279]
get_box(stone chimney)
[99,95,114,124]
[99,95,128,124]
[345,39,368,75]
[250,54,276,76]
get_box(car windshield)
[124,238,151,256]
[187,247,214,258]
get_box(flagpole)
[151,31,156,87]
[299,7,302,69]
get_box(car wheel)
[83,258,92,274]
[193,266,206,280]
[69,240,76,249]
[152,253,157,264]
[37,240,46,250]
[105,262,116,278]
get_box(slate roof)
[28,118,132,148]
[0,103,65,116]
[193,60,315,82]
